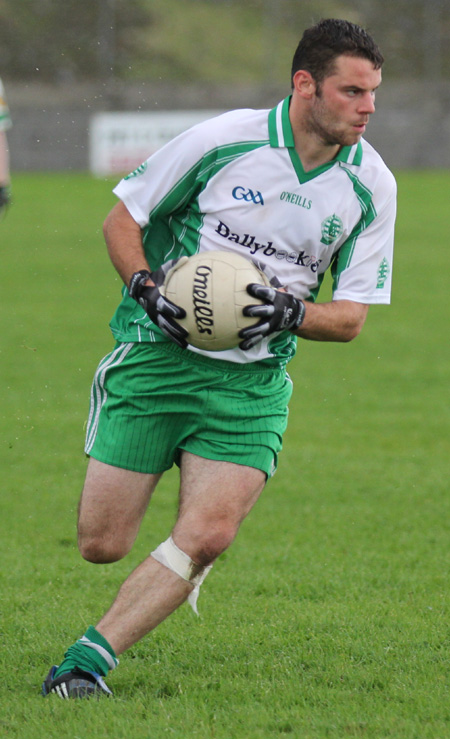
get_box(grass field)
[0,171,449,738]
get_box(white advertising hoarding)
[89,110,223,176]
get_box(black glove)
[0,186,11,215]
[239,284,306,350]
[128,267,188,348]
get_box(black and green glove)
[239,284,306,350]
[128,267,188,348]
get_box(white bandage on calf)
[151,536,213,615]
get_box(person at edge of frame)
[42,18,396,699]
[0,76,12,215]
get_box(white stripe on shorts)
[85,342,134,453]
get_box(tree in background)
[0,0,152,83]
[0,0,448,84]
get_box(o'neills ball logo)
[192,264,214,336]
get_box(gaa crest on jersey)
[124,162,148,180]
[320,214,344,245]
[376,257,390,288]
[232,186,264,205]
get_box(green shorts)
[85,341,293,477]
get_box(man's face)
[307,55,382,147]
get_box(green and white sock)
[54,626,118,679]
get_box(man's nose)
[360,92,376,114]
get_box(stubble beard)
[306,98,361,148]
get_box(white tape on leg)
[151,536,212,615]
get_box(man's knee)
[77,458,159,563]
[78,531,132,564]
[182,520,238,566]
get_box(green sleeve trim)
[331,165,377,290]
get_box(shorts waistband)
[143,340,284,375]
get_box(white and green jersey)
[111,96,396,366]
[0,78,11,131]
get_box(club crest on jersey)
[376,257,390,288]
[320,214,344,245]
[232,186,264,206]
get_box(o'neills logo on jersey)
[215,220,322,272]
[192,264,214,335]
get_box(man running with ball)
[43,18,396,698]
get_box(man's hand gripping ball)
[239,284,306,350]
[129,265,188,348]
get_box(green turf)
[0,171,449,738]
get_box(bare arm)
[0,130,10,186]
[103,201,152,287]
[295,299,369,342]
[103,200,188,347]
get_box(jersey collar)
[268,96,363,182]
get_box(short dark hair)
[291,18,384,89]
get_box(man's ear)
[292,69,316,99]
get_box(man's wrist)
[292,298,306,330]
[128,269,152,299]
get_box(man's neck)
[288,95,340,172]
[293,133,340,172]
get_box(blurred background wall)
[1,0,449,172]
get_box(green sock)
[54,626,118,679]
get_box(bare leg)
[96,558,193,655]
[77,458,162,563]
[96,452,266,655]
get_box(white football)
[161,250,270,351]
